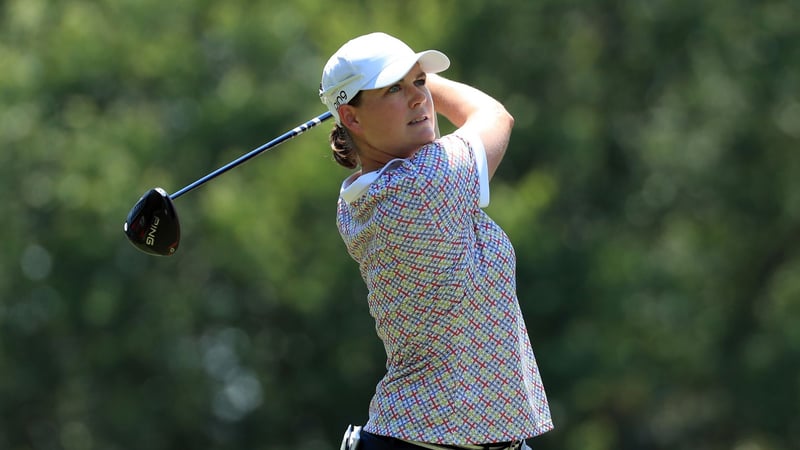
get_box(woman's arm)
[427,73,515,180]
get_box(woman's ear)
[339,105,361,135]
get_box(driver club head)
[123,187,180,256]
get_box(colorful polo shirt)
[337,132,553,445]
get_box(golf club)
[123,111,333,256]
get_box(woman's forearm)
[428,74,515,178]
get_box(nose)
[409,84,427,108]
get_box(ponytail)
[329,125,359,169]
[328,91,363,169]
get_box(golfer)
[320,32,553,450]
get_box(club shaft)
[170,111,333,200]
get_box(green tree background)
[2,0,798,449]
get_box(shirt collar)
[339,158,405,204]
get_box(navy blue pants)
[357,431,526,450]
[358,431,426,449]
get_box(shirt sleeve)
[410,133,483,215]
[453,129,491,208]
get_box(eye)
[387,85,401,93]
[414,77,426,87]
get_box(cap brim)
[366,50,450,90]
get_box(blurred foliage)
[1,0,799,449]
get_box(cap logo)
[333,90,348,110]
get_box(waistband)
[400,437,524,450]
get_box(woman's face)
[341,63,436,171]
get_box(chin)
[419,128,437,144]
[415,136,435,148]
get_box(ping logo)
[146,216,160,246]
[333,90,348,109]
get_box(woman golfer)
[319,32,553,450]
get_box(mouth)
[408,115,429,126]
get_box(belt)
[353,428,526,450]
[400,438,525,450]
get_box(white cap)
[319,32,450,125]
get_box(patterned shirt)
[337,132,553,445]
